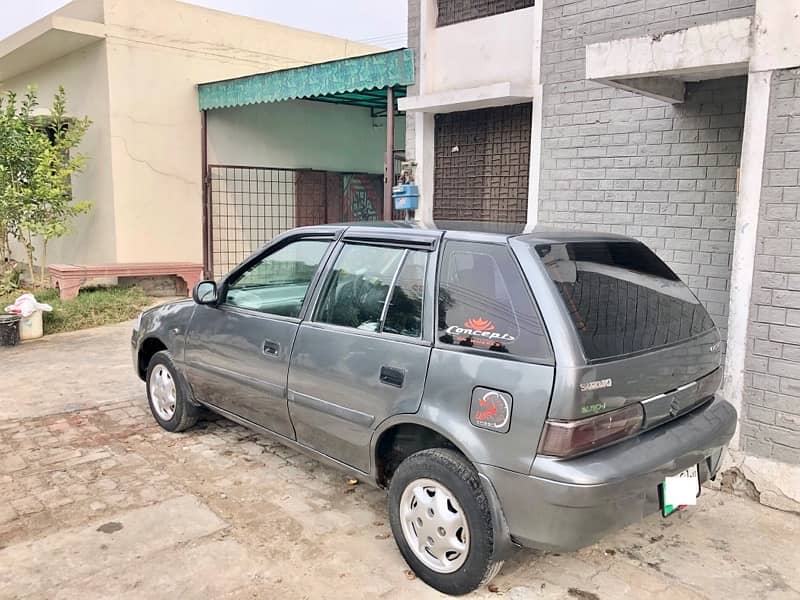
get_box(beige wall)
[2,0,379,266]
[103,0,378,263]
[1,40,116,264]
[207,99,405,174]
[54,0,105,23]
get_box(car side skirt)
[198,400,375,483]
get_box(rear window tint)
[535,241,716,361]
[437,241,551,362]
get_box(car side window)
[437,241,551,361]
[383,250,427,338]
[315,244,426,337]
[224,239,330,317]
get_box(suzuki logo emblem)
[669,397,681,417]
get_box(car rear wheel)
[388,448,503,595]
[146,350,199,432]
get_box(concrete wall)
[752,1,800,73]
[54,0,105,22]
[102,0,379,264]
[742,68,800,465]
[1,41,116,264]
[538,0,755,347]
[2,0,379,266]
[207,100,405,174]
[421,6,535,94]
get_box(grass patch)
[1,286,150,335]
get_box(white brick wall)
[539,0,754,348]
[742,68,800,464]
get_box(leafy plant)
[0,261,20,296]
[0,86,92,286]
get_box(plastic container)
[19,310,43,340]
[0,314,21,347]
[392,184,420,210]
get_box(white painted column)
[415,111,436,225]
[412,0,435,225]
[525,87,544,230]
[722,69,773,450]
[525,0,544,231]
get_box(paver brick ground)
[0,320,799,599]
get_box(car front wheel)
[388,448,503,595]
[146,350,199,432]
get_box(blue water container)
[392,184,419,211]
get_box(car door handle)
[262,339,281,357]
[379,366,405,388]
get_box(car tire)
[388,448,503,596]
[145,350,199,432]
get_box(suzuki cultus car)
[133,224,736,595]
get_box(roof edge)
[197,48,414,111]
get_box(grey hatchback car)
[132,224,736,595]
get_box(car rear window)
[534,241,715,361]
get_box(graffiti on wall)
[343,174,382,221]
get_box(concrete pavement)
[1,321,798,599]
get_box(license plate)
[660,464,700,517]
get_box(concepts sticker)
[445,318,516,349]
[469,388,513,433]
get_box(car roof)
[317,221,635,245]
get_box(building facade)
[0,0,376,267]
[403,0,800,508]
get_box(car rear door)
[287,228,441,472]
[419,237,556,475]
[183,229,339,438]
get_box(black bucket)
[0,314,21,347]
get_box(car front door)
[287,229,440,472]
[184,231,338,438]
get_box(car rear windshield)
[534,241,715,361]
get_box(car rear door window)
[224,239,330,317]
[437,241,551,361]
[315,244,426,337]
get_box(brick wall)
[538,0,755,346]
[741,69,800,465]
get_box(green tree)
[0,86,91,285]
[0,88,39,270]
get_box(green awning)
[198,48,414,111]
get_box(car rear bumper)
[477,395,737,551]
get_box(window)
[224,239,330,317]
[383,250,427,338]
[437,241,550,361]
[533,241,716,361]
[437,0,535,28]
[315,244,426,337]
[434,104,531,226]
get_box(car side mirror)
[193,280,218,305]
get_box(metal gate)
[206,165,387,276]
[433,103,531,226]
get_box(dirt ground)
[1,321,799,599]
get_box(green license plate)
[660,464,700,517]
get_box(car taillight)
[538,403,643,458]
